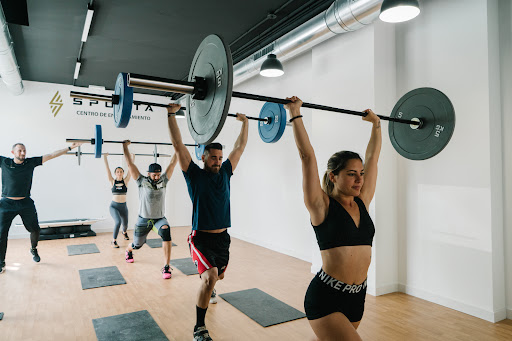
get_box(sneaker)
[122,232,129,240]
[209,289,217,304]
[30,248,40,262]
[161,265,172,279]
[193,326,213,341]
[111,240,119,248]
[125,250,134,263]
[0,261,5,274]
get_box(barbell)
[66,125,200,159]
[115,34,455,160]
[66,146,173,166]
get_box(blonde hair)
[322,151,362,196]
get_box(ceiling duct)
[233,0,383,85]
[0,3,23,95]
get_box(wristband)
[289,115,303,123]
[68,146,72,151]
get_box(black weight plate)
[187,35,232,144]
[389,88,455,160]
[114,73,133,128]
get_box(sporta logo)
[50,91,63,116]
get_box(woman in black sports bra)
[103,153,132,248]
[286,96,381,341]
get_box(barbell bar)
[66,150,173,166]
[69,91,271,124]
[116,34,455,160]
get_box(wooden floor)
[1,226,511,341]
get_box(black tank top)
[312,196,375,250]
[111,179,127,195]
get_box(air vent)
[253,43,275,61]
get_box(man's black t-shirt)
[0,156,43,197]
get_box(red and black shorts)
[188,230,231,275]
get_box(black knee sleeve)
[158,226,171,242]
[131,243,142,250]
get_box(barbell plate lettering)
[258,103,287,143]
[114,73,134,128]
[94,125,103,158]
[187,34,232,144]
[388,88,455,160]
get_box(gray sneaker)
[30,248,40,262]
[209,289,217,304]
[193,326,213,341]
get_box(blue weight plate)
[187,34,232,144]
[195,144,205,161]
[94,125,103,158]
[389,87,455,160]
[258,102,287,143]
[114,73,134,128]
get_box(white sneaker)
[209,288,217,304]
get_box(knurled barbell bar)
[115,34,455,160]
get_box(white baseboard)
[374,283,399,296]
[398,283,507,322]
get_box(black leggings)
[0,197,40,262]
[109,201,128,239]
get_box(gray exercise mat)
[67,243,100,256]
[219,288,306,327]
[146,239,177,248]
[79,266,126,290]
[170,257,198,275]
[93,310,168,341]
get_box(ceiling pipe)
[233,0,383,86]
[0,3,23,95]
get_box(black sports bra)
[111,179,127,195]
[312,196,375,250]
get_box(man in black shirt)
[0,142,82,274]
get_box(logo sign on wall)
[50,90,156,123]
[49,91,63,116]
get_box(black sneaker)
[0,260,5,274]
[193,326,213,341]
[30,248,40,262]
[209,288,217,304]
[111,240,120,248]
[122,232,129,240]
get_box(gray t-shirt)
[136,174,169,219]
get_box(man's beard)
[204,163,220,174]
[15,155,25,162]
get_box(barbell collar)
[128,73,196,95]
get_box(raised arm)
[358,109,381,207]
[285,96,328,225]
[42,142,82,164]
[165,153,178,179]
[103,153,114,184]
[167,104,192,172]
[227,113,248,172]
[122,141,141,180]
[123,154,134,184]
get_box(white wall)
[395,0,506,322]
[0,81,193,240]
[498,0,512,320]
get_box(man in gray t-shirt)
[122,141,178,279]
